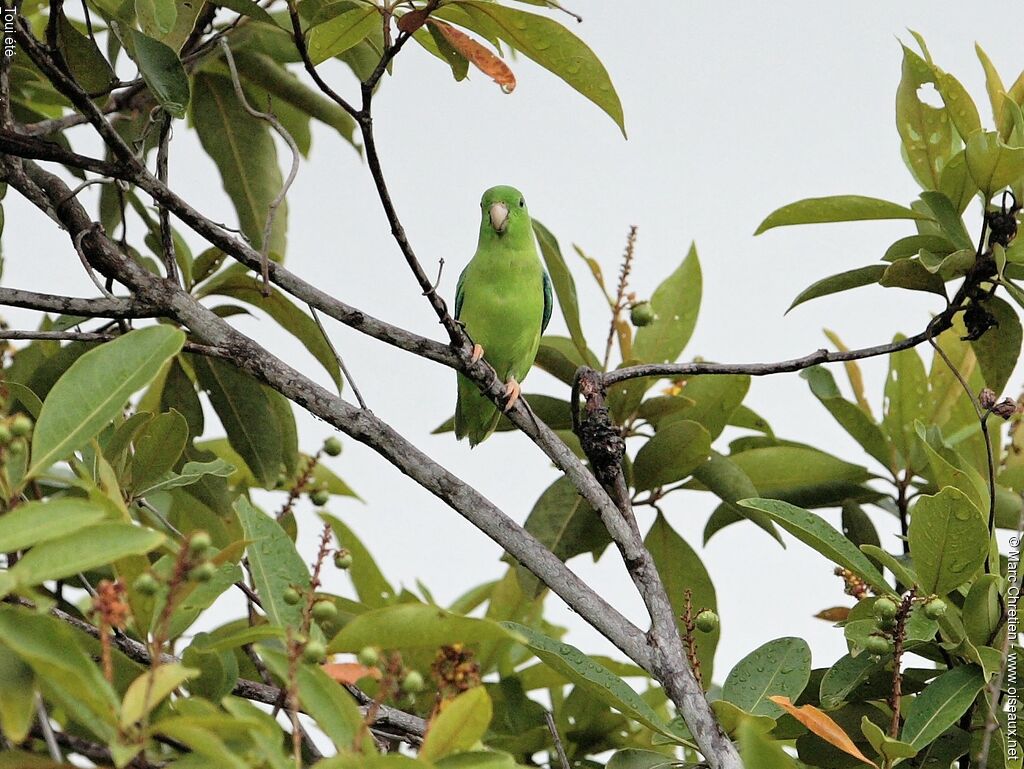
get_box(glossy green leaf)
[504,621,691,745]
[819,653,884,710]
[307,6,379,65]
[934,68,982,140]
[121,664,197,727]
[801,366,891,467]
[908,487,988,596]
[193,357,283,487]
[3,523,165,593]
[419,687,493,762]
[0,497,106,553]
[755,196,931,235]
[788,266,886,312]
[645,514,718,682]
[739,499,890,592]
[632,243,701,365]
[320,512,395,607]
[533,220,587,361]
[136,0,177,37]
[191,72,286,254]
[897,45,956,190]
[28,326,184,481]
[633,420,711,491]
[260,647,364,752]
[901,665,985,749]
[970,296,1022,394]
[520,476,608,563]
[236,497,309,627]
[329,603,521,653]
[126,29,190,118]
[454,1,624,135]
[722,637,811,718]
[966,131,1024,197]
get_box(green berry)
[357,646,379,667]
[310,488,330,506]
[630,301,655,327]
[190,562,216,583]
[334,549,352,570]
[189,531,212,556]
[8,440,24,456]
[312,599,337,622]
[873,597,898,619]
[323,437,342,457]
[302,641,326,665]
[865,635,892,655]
[694,609,719,633]
[10,415,32,437]
[401,670,425,694]
[283,587,302,605]
[0,425,11,444]
[923,598,947,619]
[133,573,159,596]
[878,615,896,631]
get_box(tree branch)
[0,287,160,318]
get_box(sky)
[5,1,1024,688]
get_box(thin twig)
[74,227,117,299]
[310,304,367,407]
[34,693,62,762]
[544,711,571,769]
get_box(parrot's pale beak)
[489,202,509,234]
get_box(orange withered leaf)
[428,20,516,93]
[768,696,878,768]
[814,606,852,622]
[322,663,381,685]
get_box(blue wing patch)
[541,271,553,333]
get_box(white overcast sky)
[5,2,1024,680]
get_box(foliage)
[0,4,1021,769]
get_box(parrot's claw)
[503,378,521,412]
[470,344,485,364]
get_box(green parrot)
[454,185,552,446]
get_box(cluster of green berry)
[0,413,33,456]
[354,647,424,694]
[132,531,216,595]
[864,595,946,656]
[306,437,342,506]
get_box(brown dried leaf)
[815,606,852,622]
[397,8,431,35]
[428,20,515,93]
[322,662,381,684]
[768,696,878,768]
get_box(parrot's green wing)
[541,271,553,333]
[455,266,468,320]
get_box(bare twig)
[310,304,367,407]
[34,694,62,762]
[545,711,571,769]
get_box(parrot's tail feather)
[455,374,501,447]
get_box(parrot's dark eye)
[519,198,525,207]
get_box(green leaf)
[738,499,890,593]
[727,446,873,508]
[801,366,891,467]
[970,296,1022,394]
[0,497,106,553]
[260,647,364,752]
[632,243,701,365]
[879,259,948,297]
[125,29,190,118]
[632,420,711,491]
[534,335,599,385]
[520,476,608,563]
[722,637,811,718]
[787,266,886,312]
[882,340,928,470]
[645,514,718,682]
[606,748,700,769]
[939,151,978,214]
[307,6,379,65]
[191,72,286,255]
[819,653,884,710]
[57,14,115,93]
[504,621,692,745]
[453,1,625,135]
[136,0,177,37]
[416,23,469,81]
[934,68,982,140]
[691,453,782,544]
[200,273,341,389]
[908,487,988,596]
[121,664,197,727]
[738,716,799,768]
[4,523,165,593]
[135,458,235,495]
[962,574,1002,648]
[861,717,918,761]
[0,645,35,743]
[918,191,974,250]
[755,196,931,235]
[897,45,956,190]
[532,220,587,361]
[319,512,395,607]
[966,131,1024,197]
[129,409,187,494]
[231,51,355,143]
[662,374,749,439]
[193,357,283,487]
[900,665,985,749]
[28,326,185,481]
[236,497,309,627]
[214,0,277,26]
[859,545,918,590]
[329,603,521,653]
[419,687,493,762]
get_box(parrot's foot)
[502,378,521,412]
[470,344,485,364]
